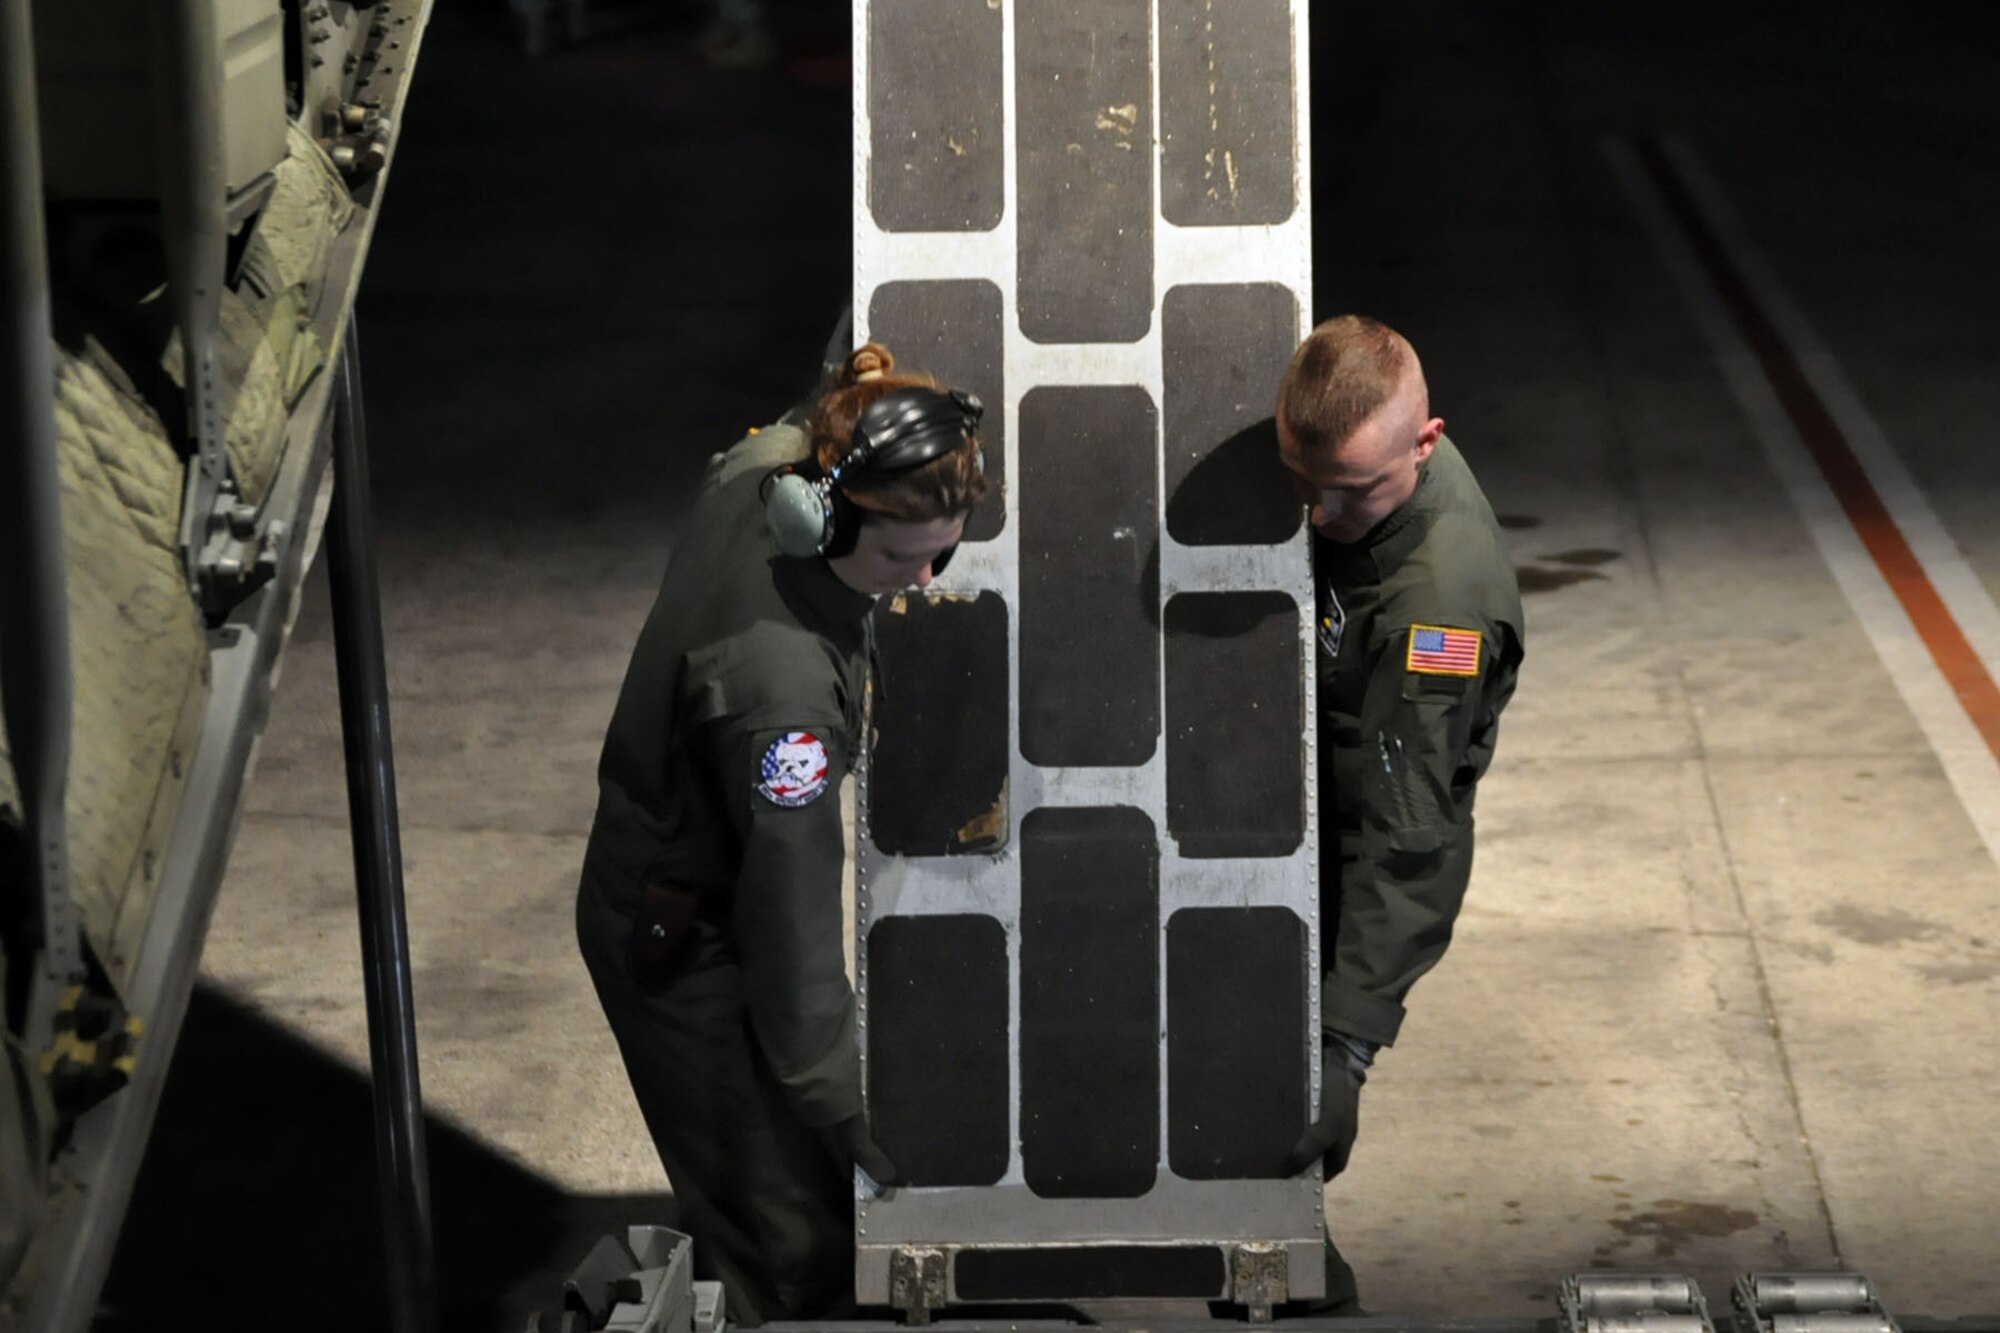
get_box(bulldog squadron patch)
[758,730,831,807]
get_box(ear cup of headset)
[763,466,835,557]
[764,386,984,560]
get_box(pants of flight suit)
[577,879,853,1327]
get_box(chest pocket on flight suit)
[1365,670,1479,870]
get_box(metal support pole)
[0,0,81,1050]
[327,319,438,1333]
[150,0,229,602]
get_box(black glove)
[820,1115,903,1192]
[1283,1033,1376,1178]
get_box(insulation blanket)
[0,340,206,997]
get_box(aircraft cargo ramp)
[2,1,434,1326]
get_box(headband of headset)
[836,386,985,485]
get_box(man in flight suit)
[1277,315,1526,1311]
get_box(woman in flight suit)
[576,342,986,1324]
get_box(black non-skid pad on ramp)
[1168,905,1308,1178]
[870,590,1010,856]
[1019,386,1160,768]
[865,913,1011,1186]
[1015,0,1154,343]
[1020,805,1159,1199]
[1164,591,1304,858]
[868,0,1005,233]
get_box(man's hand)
[1284,1033,1376,1178]
[822,1114,903,1192]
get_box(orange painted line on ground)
[1632,133,2000,765]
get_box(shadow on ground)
[99,984,670,1332]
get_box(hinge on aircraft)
[321,100,392,184]
[40,984,143,1125]
[182,470,285,621]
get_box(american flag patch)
[1406,624,1483,676]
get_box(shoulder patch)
[757,730,831,807]
[1406,624,1483,677]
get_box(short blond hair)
[1277,315,1413,454]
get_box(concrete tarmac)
[100,1,2000,1327]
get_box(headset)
[762,385,984,561]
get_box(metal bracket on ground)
[1734,1273,1900,1333]
[1561,1274,1718,1333]
[544,1226,705,1333]
[690,1278,725,1333]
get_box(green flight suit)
[576,422,875,1326]
[1311,435,1525,1305]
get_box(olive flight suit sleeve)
[1322,620,1517,1048]
[710,718,865,1130]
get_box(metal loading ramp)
[850,0,1322,1317]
